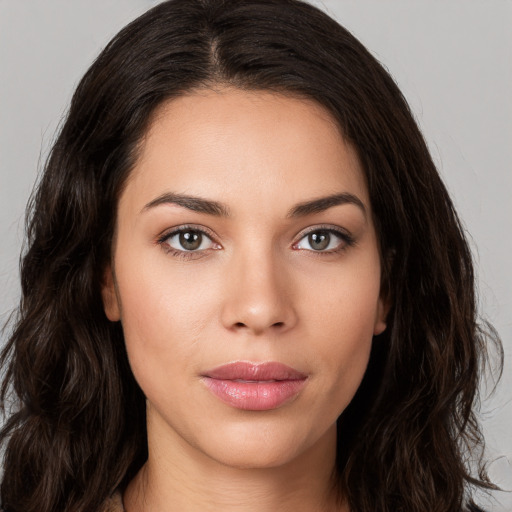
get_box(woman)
[0,0,501,511]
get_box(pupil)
[180,231,202,250]
[309,231,330,250]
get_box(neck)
[124,410,346,512]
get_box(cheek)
[113,253,221,392]
[300,259,381,408]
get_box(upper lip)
[202,361,307,381]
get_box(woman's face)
[103,88,388,469]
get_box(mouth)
[201,361,308,411]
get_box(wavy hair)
[0,1,501,511]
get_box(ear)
[374,248,394,335]
[373,295,391,336]
[101,265,121,322]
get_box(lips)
[201,361,307,411]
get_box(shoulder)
[99,491,124,512]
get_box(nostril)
[232,321,284,330]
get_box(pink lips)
[202,361,307,411]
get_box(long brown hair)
[0,1,501,511]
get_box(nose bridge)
[221,241,296,335]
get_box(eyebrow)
[142,192,230,216]
[141,191,366,218]
[286,192,367,218]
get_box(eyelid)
[292,224,355,252]
[156,224,218,244]
[156,224,222,259]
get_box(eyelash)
[156,224,355,261]
[156,224,218,261]
[293,225,356,256]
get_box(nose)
[220,248,298,336]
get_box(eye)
[293,228,354,253]
[159,227,218,253]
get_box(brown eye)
[162,228,216,252]
[308,231,330,251]
[294,227,354,253]
[179,231,202,250]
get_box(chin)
[206,441,303,470]
[196,417,330,471]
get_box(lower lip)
[202,378,307,411]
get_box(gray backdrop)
[0,1,510,510]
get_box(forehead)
[122,87,370,215]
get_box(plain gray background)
[0,1,511,509]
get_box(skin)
[102,88,388,512]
